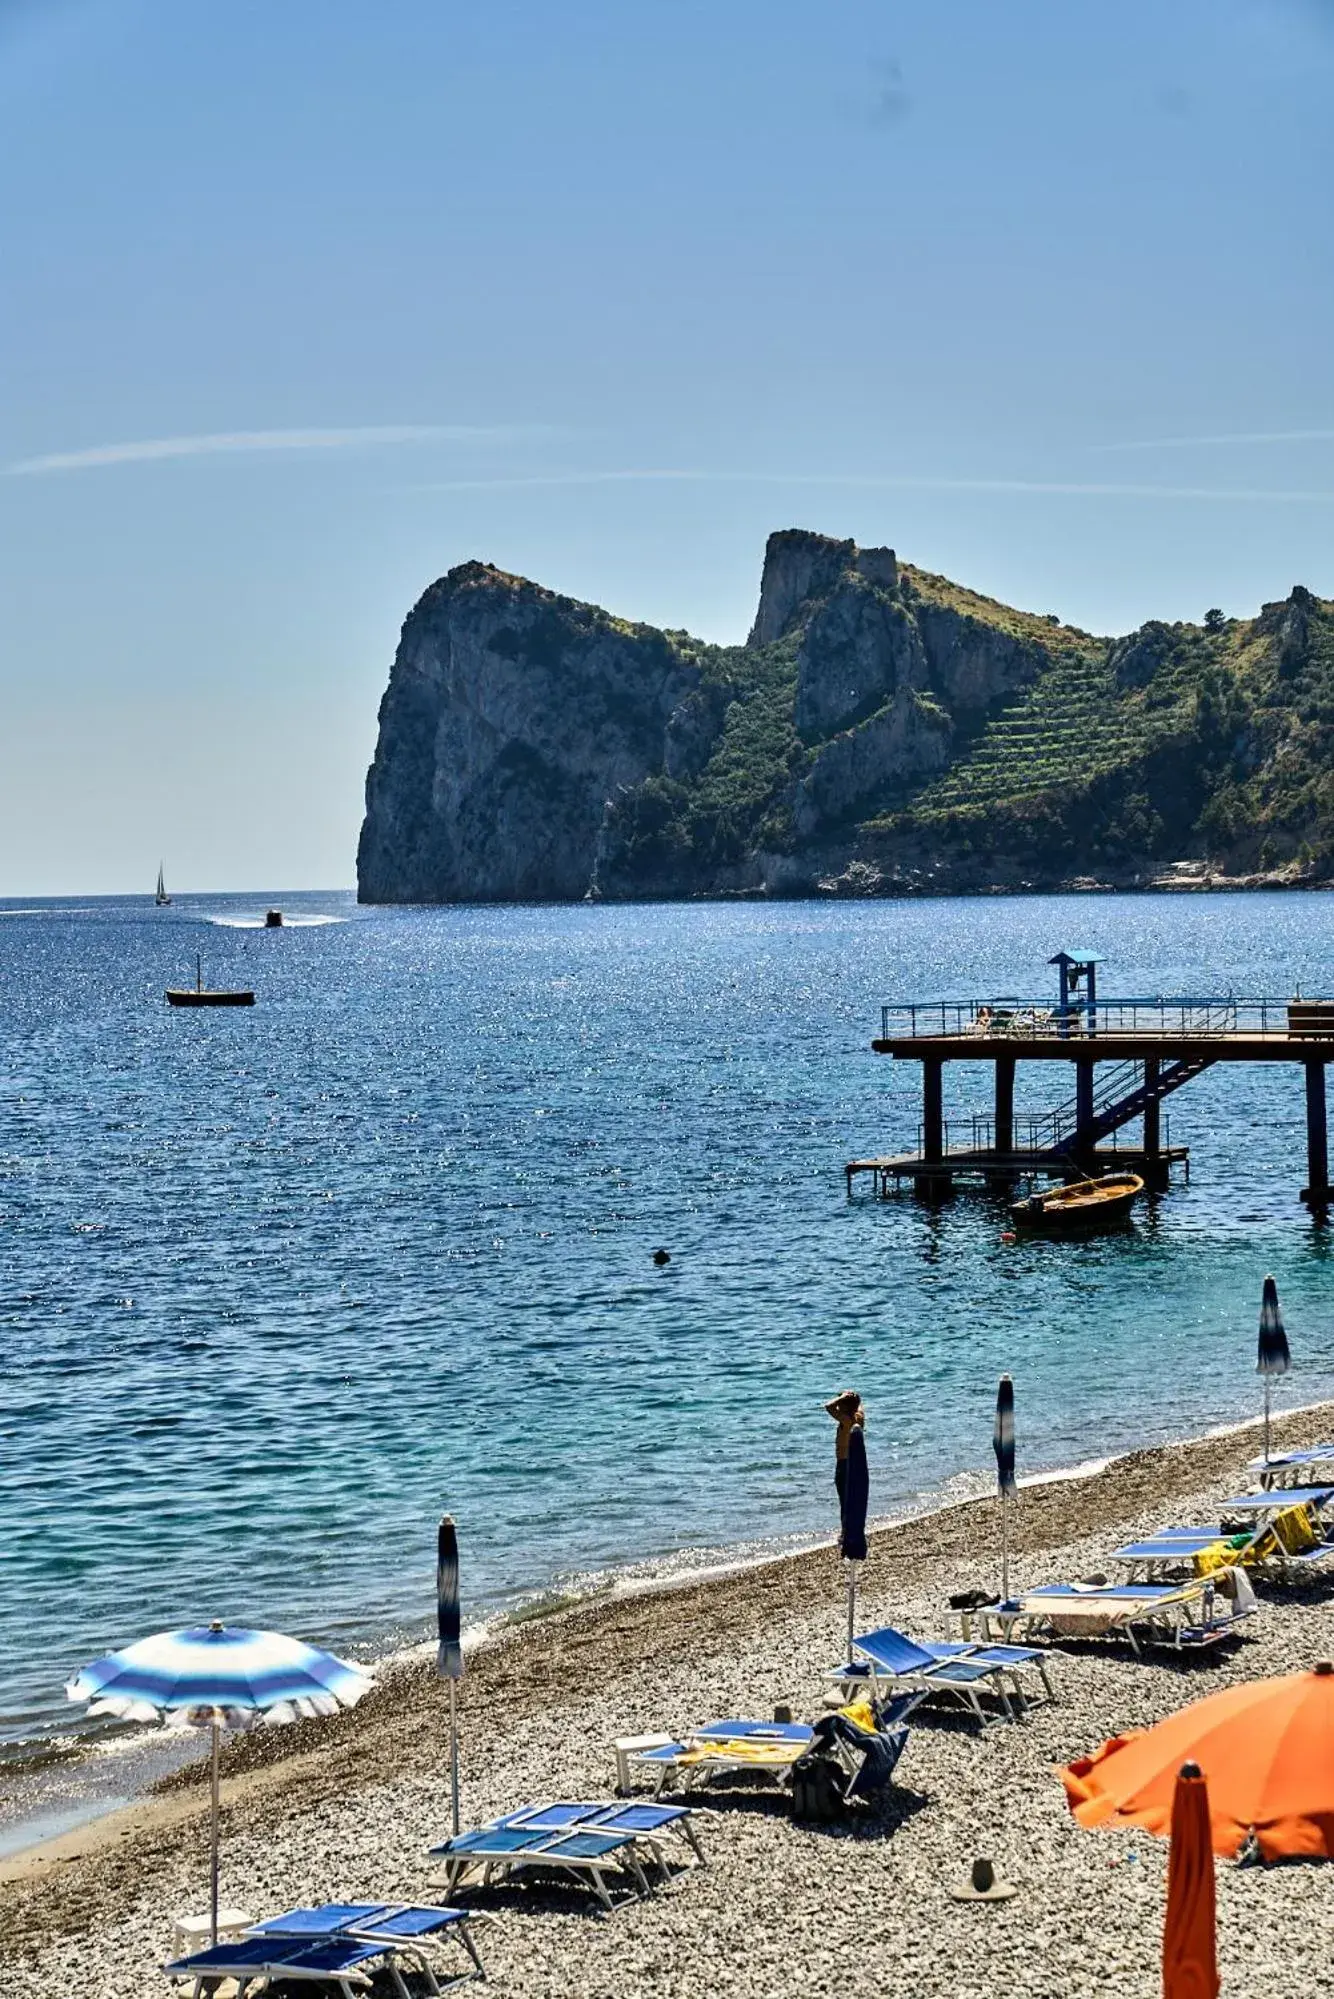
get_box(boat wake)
[205,914,344,929]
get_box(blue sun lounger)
[248,1905,482,1967]
[1214,1490,1334,1569]
[624,1718,814,1795]
[166,1904,482,1996]
[1221,1485,1334,1515]
[1251,1446,1334,1488]
[430,1821,656,1912]
[167,1938,389,1998]
[1111,1531,1251,1580]
[493,1799,704,1869]
[830,1626,1053,1721]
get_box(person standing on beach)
[825,1389,864,1504]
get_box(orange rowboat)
[1010,1171,1143,1234]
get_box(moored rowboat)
[1010,1170,1144,1233]
[166,953,255,1008]
[166,987,255,1007]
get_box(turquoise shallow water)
[4,889,1334,1752]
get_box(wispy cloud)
[411,468,1334,504]
[1096,428,1334,452]
[5,423,541,475]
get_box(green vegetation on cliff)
[358,531,1334,905]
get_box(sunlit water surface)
[4,889,1334,1752]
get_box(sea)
[4,888,1334,1833]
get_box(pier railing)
[880,995,1330,1041]
[921,1112,1172,1157]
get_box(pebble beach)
[5,1405,1334,1998]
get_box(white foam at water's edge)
[5,1396,1332,1865]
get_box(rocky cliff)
[357,532,1334,902]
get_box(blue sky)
[3,0,1333,893]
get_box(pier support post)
[915,1057,949,1201]
[1075,1058,1095,1164]
[1142,1057,1160,1159]
[1141,1057,1169,1189]
[922,1057,943,1162]
[994,1057,1015,1158]
[1304,1060,1330,1208]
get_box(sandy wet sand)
[5,1404,1334,1997]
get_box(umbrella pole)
[1263,1377,1272,1467]
[209,1717,220,1948]
[845,1562,858,1665]
[1001,1493,1011,1604]
[449,1680,460,1837]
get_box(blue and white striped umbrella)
[67,1621,370,1727]
[67,1621,370,1947]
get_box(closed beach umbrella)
[1257,1274,1291,1466]
[68,1623,369,1944]
[1061,1662,1334,1861]
[839,1420,870,1660]
[1162,1762,1219,1999]
[840,1424,870,1565]
[436,1514,464,1835]
[993,1374,1017,1602]
[825,1394,869,1662]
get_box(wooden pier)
[849,953,1334,1208]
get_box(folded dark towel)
[948,1588,999,1612]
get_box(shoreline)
[6,1396,1324,1863]
[7,1396,1334,1991]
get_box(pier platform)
[847,1145,1190,1198]
[850,957,1334,1207]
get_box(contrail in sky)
[5,424,542,475]
[1095,428,1334,452]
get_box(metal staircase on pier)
[1045,1052,1218,1159]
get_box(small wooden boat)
[1010,1170,1143,1233]
[166,954,254,1008]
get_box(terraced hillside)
[910,647,1152,815]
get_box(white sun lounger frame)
[975,1579,1251,1656]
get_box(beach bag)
[790,1746,852,1822]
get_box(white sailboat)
[155,864,171,908]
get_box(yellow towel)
[676,1738,798,1768]
[1274,1503,1319,1554]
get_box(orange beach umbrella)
[1162,1762,1219,1999]
[1061,1662,1334,1861]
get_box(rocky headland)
[357,532,1334,904]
